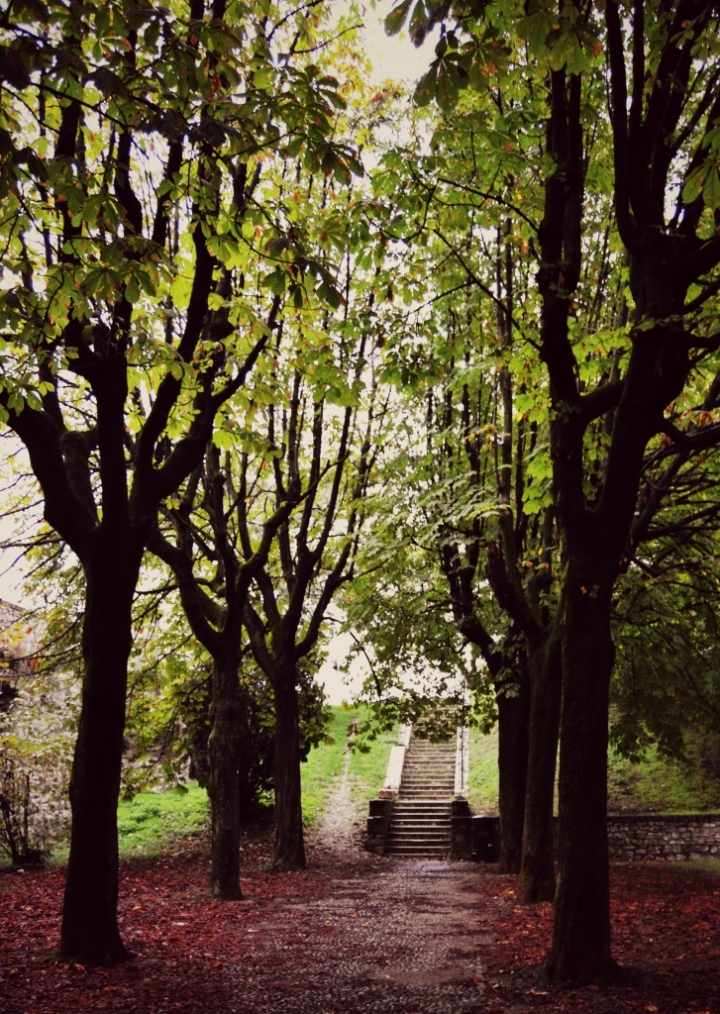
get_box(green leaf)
[261,270,287,295]
[316,281,344,309]
[682,167,704,205]
[547,26,585,74]
[436,60,460,111]
[703,165,720,211]
[284,135,305,158]
[126,275,140,304]
[414,63,438,108]
[518,4,557,55]
[385,0,413,36]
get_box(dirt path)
[229,736,489,1013]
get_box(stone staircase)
[384,736,456,857]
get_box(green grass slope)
[109,705,396,859]
[466,726,720,816]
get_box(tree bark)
[272,672,306,870]
[518,623,561,903]
[496,658,530,874]
[207,651,243,900]
[547,584,616,982]
[60,534,139,963]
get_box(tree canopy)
[2,0,720,985]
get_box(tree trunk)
[518,623,561,903]
[496,658,530,874]
[207,652,243,900]
[236,685,263,825]
[60,537,137,964]
[272,672,305,870]
[547,584,616,982]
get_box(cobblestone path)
[219,748,490,1013]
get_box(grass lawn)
[301,704,397,821]
[300,705,358,827]
[116,781,209,857]
[107,705,396,859]
[466,725,501,814]
[347,720,397,805]
[466,725,720,815]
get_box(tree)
[0,0,354,962]
[385,0,720,981]
[356,116,564,887]
[238,301,382,869]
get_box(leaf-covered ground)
[1,828,719,1014]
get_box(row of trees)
[360,0,720,982]
[2,0,720,987]
[0,0,386,961]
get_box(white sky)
[362,3,434,84]
[319,6,436,702]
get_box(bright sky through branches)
[361,3,433,84]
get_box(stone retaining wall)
[607,814,720,861]
[465,814,720,863]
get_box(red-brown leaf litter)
[1,827,718,1014]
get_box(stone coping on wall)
[606,812,720,823]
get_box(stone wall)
[607,814,720,861]
[466,814,720,863]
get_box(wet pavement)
[219,753,490,1013]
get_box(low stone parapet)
[451,798,471,859]
[367,798,394,853]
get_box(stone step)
[389,831,450,839]
[403,768,454,774]
[399,792,453,798]
[401,780,453,786]
[387,843,448,851]
[401,775,453,781]
[389,820,451,827]
[393,811,452,818]
[403,768,453,773]
[401,768,455,774]
[405,751,455,756]
[391,826,450,834]
[400,779,455,786]
[401,785,454,790]
[388,823,451,830]
[391,803,454,811]
[387,831,448,839]
[401,768,454,773]
[392,812,451,820]
[379,729,460,856]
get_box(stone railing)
[454,726,469,799]
[366,725,411,852]
[378,725,411,799]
